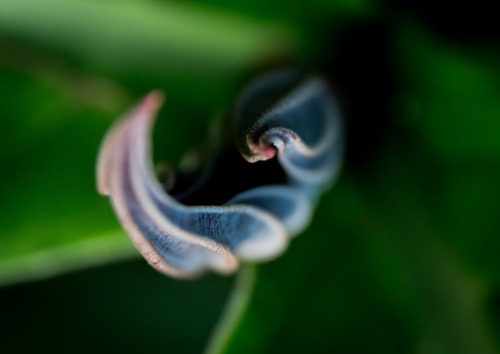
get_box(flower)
[96,70,344,278]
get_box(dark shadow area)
[321,20,397,170]
[167,146,286,206]
[383,0,500,42]
[0,260,233,354]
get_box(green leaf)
[393,22,500,284]
[393,23,500,162]
[0,0,297,109]
[0,66,136,286]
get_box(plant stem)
[204,263,257,354]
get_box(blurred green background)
[1,0,499,353]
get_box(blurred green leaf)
[393,22,500,284]
[179,0,375,21]
[0,0,297,109]
[394,23,500,162]
[0,66,137,286]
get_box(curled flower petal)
[97,92,288,277]
[232,70,343,235]
[228,185,313,236]
[234,70,343,190]
[97,70,344,278]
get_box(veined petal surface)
[97,70,344,278]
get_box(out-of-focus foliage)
[0,0,499,353]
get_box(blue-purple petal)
[97,70,344,278]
